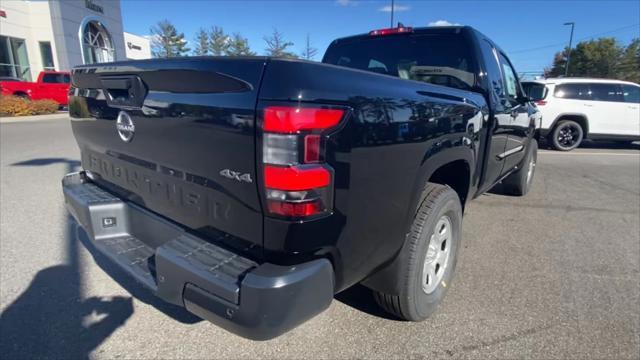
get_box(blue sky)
[121,0,640,75]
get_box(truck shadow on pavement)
[0,157,198,359]
[0,216,134,359]
[74,224,202,325]
[334,284,401,321]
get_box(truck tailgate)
[68,57,266,253]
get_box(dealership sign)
[85,0,103,14]
[127,42,142,51]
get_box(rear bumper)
[62,171,334,340]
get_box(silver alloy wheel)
[422,215,452,294]
[526,155,536,184]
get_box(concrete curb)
[0,112,69,124]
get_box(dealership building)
[0,0,150,81]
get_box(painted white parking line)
[538,151,640,156]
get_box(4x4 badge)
[220,169,253,183]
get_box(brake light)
[535,100,547,106]
[264,165,330,191]
[264,107,343,133]
[262,106,344,218]
[369,27,413,36]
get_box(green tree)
[150,20,190,57]
[545,37,640,82]
[209,26,229,56]
[193,28,209,56]
[617,38,640,83]
[226,33,256,56]
[545,51,569,78]
[264,28,297,58]
[300,34,318,60]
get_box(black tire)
[501,139,538,196]
[373,183,462,321]
[550,120,583,151]
[13,92,29,99]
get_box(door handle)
[583,103,594,107]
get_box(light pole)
[390,0,395,27]
[564,22,575,77]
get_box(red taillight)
[369,27,413,36]
[535,100,547,106]
[264,106,344,133]
[267,199,323,217]
[304,135,321,163]
[262,105,344,218]
[264,165,330,191]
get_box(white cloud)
[428,20,461,27]
[378,4,410,12]
[336,0,357,6]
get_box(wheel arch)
[12,91,30,99]
[361,147,473,294]
[551,113,590,137]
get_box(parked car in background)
[522,78,640,150]
[0,71,71,106]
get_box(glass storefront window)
[0,36,32,81]
[81,21,115,64]
[39,41,55,70]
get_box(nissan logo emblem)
[116,111,135,142]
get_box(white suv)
[522,78,640,151]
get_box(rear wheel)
[501,139,538,196]
[373,183,462,321]
[13,92,29,99]
[551,120,583,151]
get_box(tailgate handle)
[100,75,146,109]
[101,78,131,90]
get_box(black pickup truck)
[62,25,537,340]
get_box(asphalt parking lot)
[1,118,639,359]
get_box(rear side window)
[323,33,477,91]
[41,73,69,84]
[498,54,518,99]
[554,83,591,100]
[589,83,623,102]
[522,82,548,101]
[622,85,640,103]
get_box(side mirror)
[518,95,532,105]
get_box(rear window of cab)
[323,33,478,91]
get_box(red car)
[0,71,71,106]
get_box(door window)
[589,83,624,102]
[621,85,640,103]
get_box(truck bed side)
[258,59,487,290]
